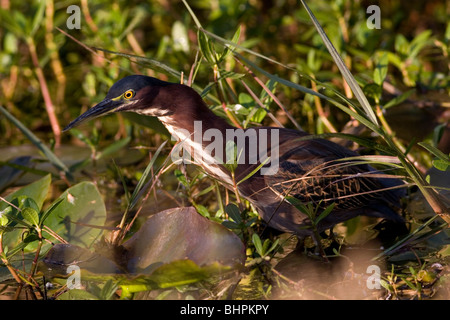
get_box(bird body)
[65,75,405,237]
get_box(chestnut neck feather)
[150,84,234,134]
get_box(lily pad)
[43,181,107,249]
[123,207,246,273]
[39,244,232,299]
[39,207,246,298]
[0,174,51,252]
[39,243,123,277]
[0,173,51,211]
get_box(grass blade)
[418,142,450,162]
[94,47,182,80]
[129,140,168,210]
[181,0,203,29]
[300,0,379,126]
[0,106,71,178]
[112,160,131,207]
[315,202,335,225]
[237,157,271,186]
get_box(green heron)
[64,75,405,237]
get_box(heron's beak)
[63,99,123,131]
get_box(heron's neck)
[158,113,233,141]
[157,100,235,185]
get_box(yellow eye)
[123,89,134,100]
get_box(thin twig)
[235,57,302,131]
[27,37,61,147]
[239,79,284,127]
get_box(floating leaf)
[0,175,51,252]
[0,174,51,212]
[43,181,107,249]
[123,207,245,273]
[40,207,245,298]
[38,243,122,278]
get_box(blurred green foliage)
[0,0,448,144]
[0,0,449,300]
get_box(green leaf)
[1,174,51,212]
[262,238,271,254]
[432,159,450,172]
[403,277,417,290]
[0,9,25,37]
[219,25,241,61]
[221,220,239,229]
[266,238,279,255]
[373,52,389,85]
[39,198,63,227]
[408,30,432,59]
[225,203,242,223]
[0,207,11,226]
[4,33,18,54]
[23,197,40,212]
[0,198,32,229]
[195,204,210,217]
[307,49,322,72]
[252,233,263,256]
[219,70,246,80]
[363,83,382,102]
[99,279,119,300]
[21,207,39,227]
[198,30,215,64]
[121,260,231,296]
[174,169,188,187]
[315,202,335,225]
[195,184,215,197]
[379,279,392,291]
[284,195,302,207]
[395,34,409,56]
[30,0,46,37]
